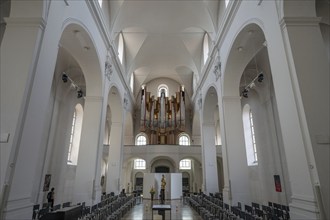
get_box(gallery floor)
[121,199,203,220]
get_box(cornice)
[4,17,46,30]
[280,17,322,29]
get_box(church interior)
[0,0,329,219]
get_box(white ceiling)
[110,0,219,96]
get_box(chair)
[62,202,70,208]
[32,204,40,220]
[53,204,61,211]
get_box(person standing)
[160,175,166,204]
[47,187,55,210]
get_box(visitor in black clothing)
[47,187,55,210]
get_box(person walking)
[47,187,55,210]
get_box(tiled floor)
[122,199,202,220]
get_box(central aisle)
[122,199,203,220]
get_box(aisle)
[122,199,202,220]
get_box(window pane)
[136,135,146,145]
[179,159,191,170]
[134,159,146,169]
[179,135,189,146]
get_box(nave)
[121,199,202,220]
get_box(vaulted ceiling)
[109,0,221,98]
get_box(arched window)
[130,73,134,92]
[225,0,229,7]
[179,134,190,146]
[158,84,168,97]
[179,159,191,170]
[118,33,124,64]
[203,33,209,64]
[242,104,258,166]
[67,104,83,165]
[136,134,147,145]
[134,159,146,169]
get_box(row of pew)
[32,194,137,220]
[79,195,136,220]
[186,194,290,220]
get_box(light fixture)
[241,72,264,98]
[62,72,84,99]
[77,90,83,98]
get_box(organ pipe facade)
[140,86,186,144]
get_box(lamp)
[61,72,84,99]
[241,72,264,98]
[77,89,83,98]
[62,73,68,83]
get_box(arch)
[107,86,123,123]
[60,21,103,97]
[203,86,218,124]
[157,84,169,97]
[150,156,176,173]
[222,23,266,97]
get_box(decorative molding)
[4,17,46,30]
[105,53,113,82]
[213,61,221,81]
[197,93,202,110]
[84,96,103,102]
[123,93,129,110]
[280,17,322,29]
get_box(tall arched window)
[203,33,209,64]
[158,84,168,97]
[179,159,191,170]
[242,104,258,166]
[67,104,83,165]
[118,33,124,64]
[134,158,146,169]
[179,134,190,146]
[130,73,134,92]
[225,0,229,7]
[136,134,147,145]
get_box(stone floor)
[121,199,202,220]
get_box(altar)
[143,173,182,200]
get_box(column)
[277,16,328,219]
[221,96,250,206]
[73,96,104,206]
[1,13,63,220]
[106,122,124,194]
[201,123,219,194]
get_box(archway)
[106,86,124,194]
[202,86,220,194]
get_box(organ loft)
[140,86,186,144]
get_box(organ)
[140,86,186,144]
